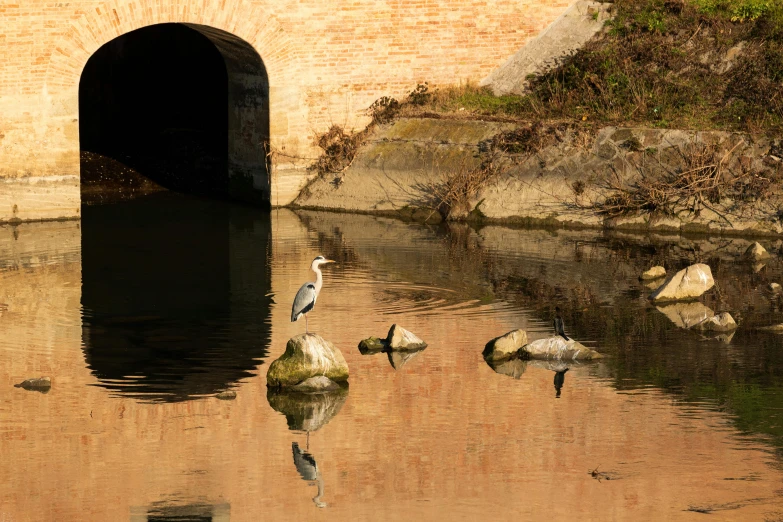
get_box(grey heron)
[291,255,336,333]
[553,306,570,341]
[292,442,327,508]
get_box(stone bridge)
[0,0,575,222]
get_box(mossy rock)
[267,334,349,388]
[358,336,387,354]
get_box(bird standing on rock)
[291,256,336,334]
[553,306,570,341]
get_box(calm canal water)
[2,192,783,520]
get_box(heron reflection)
[554,368,568,398]
[292,442,327,508]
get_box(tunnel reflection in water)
[80,193,272,402]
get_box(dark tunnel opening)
[79,23,271,204]
[80,23,229,197]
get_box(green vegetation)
[378,0,783,136]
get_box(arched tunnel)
[78,24,274,401]
[79,23,270,204]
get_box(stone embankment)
[293,118,783,236]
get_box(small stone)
[694,312,738,332]
[649,263,714,302]
[744,242,771,261]
[386,324,428,351]
[14,377,51,392]
[767,283,782,294]
[216,390,237,400]
[640,266,666,280]
[483,329,528,362]
[358,336,386,354]
[522,337,603,361]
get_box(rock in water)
[759,323,783,332]
[656,302,715,329]
[358,337,386,354]
[216,390,237,400]
[641,266,666,280]
[694,312,737,332]
[386,324,428,351]
[267,334,349,388]
[14,377,51,392]
[649,263,714,302]
[522,337,603,361]
[483,329,528,362]
[744,242,771,261]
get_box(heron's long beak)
[326,259,336,264]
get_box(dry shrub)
[592,141,778,221]
[424,154,506,220]
[490,121,569,154]
[310,125,368,174]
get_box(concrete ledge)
[0,175,80,224]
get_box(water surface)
[2,193,783,520]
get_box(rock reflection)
[80,194,272,402]
[267,386,348,432]
[485,357,527,379]
[292,442,327,508]
[387,347,425,370]
[656,302,715,329]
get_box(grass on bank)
[376,0,783,136]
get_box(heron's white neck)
[312,264,324,295]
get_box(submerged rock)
[387,324,428,351]
[483,329,528,362]
[759,323,783,332]
[14,377,51,392]
[744,242,771,261]
[290,376,342,392]
[641,266,666,280]
[267,334,349,388]
[267,386,348,432]
[522,337,603,361]
[656,302,715,329]
[694,312,738,332]
[486,358,528,379]
[215,390,237,400]
[649,263,714,302]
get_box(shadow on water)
[80,193,272,402]
[131,502,230,521]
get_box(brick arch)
[45,0,295,90]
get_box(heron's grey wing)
[292,442,318,480]
[291,283,317,322]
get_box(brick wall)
[0,0,574,221]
